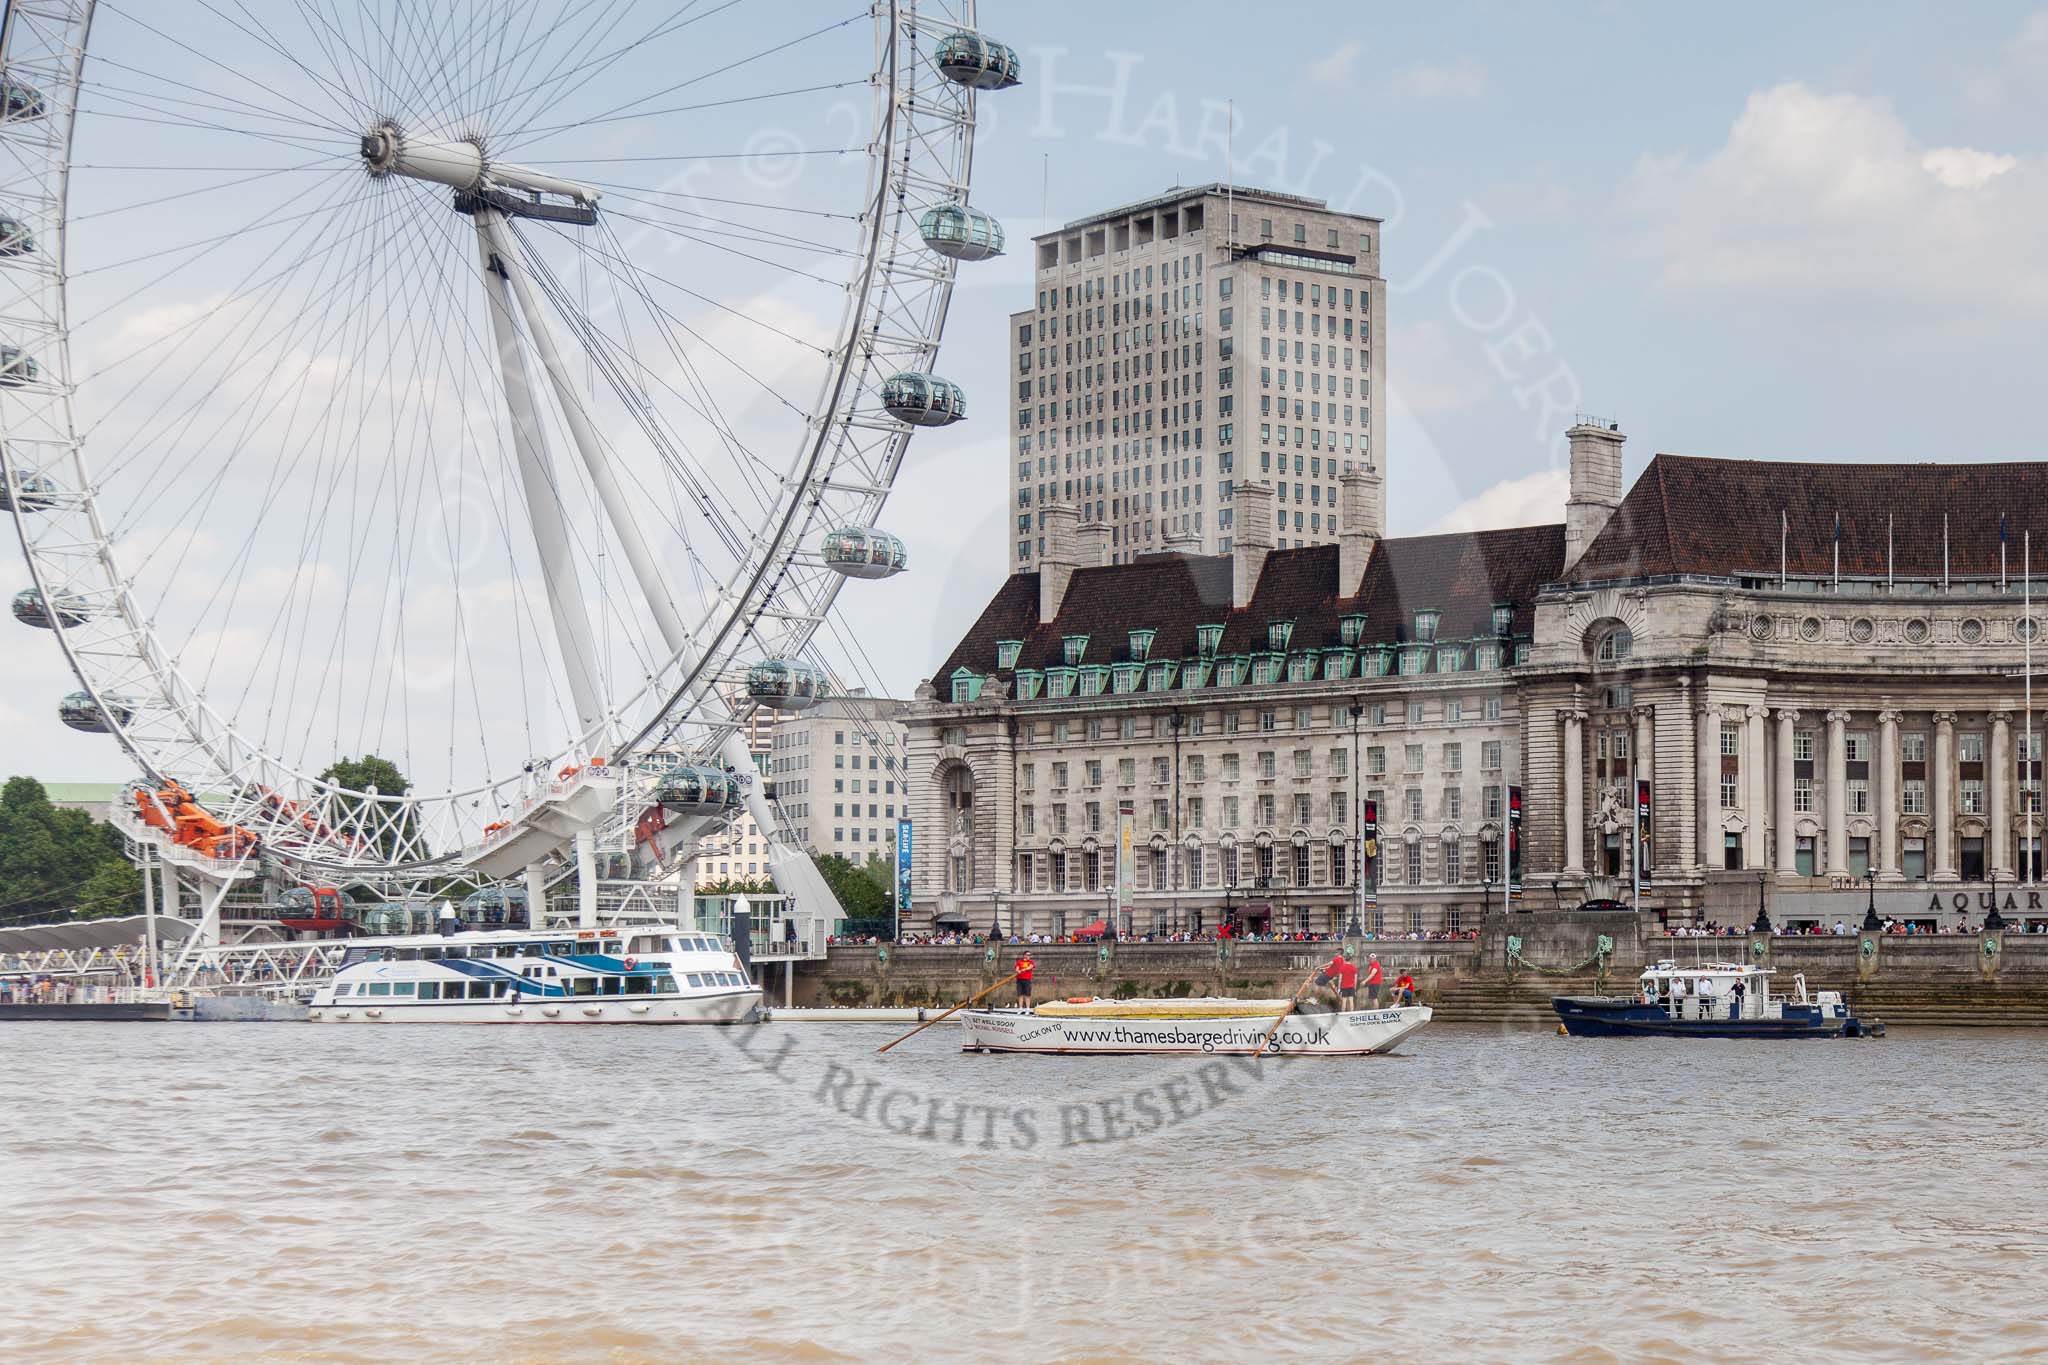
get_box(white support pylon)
[480,214,843,927]
[475,211,609,745]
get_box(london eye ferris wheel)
[0,0,1021,908]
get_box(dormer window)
[1338,613,1367,647]
[1267,620,1294,651]
[1196,624,1224,656]
[949,666,982,704]
[1062,634,1089,666]
[1128,628,1155,661]
[996,639,1022,670]
[1491,604,1513,636]
[1413,608,1441,643]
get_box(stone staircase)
[1427,974,1607,1028]
[1841,981,2048,1028]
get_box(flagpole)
[2001,513,2008,592]
[1780,510,1788,589]
[1832,511,1840,591]
[1944,514,1951,592]
[1887,514,1894,591]
[2028,530,2035,885]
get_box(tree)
[317,754,421,861]
[811,852,892,921]
[0,776,143,922]
[699,876,776,896]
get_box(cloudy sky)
[10,0,2048,784]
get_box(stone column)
[1633,705,1655,876]
[1696,699,1718,872]
[1562,709,1586,877]
[1991,711,2013,878]
[1933,712,1958,880]
[1877,709,1902,878]
[1744,704,1768,869]
[1824,709,1850,877]
[1775,709,1800,875]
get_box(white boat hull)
[308,987,761,1025]
[959,1005,1433,1056]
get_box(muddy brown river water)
[3,1019,2044,1361]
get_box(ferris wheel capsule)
[822,527,907,580]
[745,659,827,711]
[0,80,46,122]
[0,215,34,257]
[918,203,1004,261]
[880,372,966,427]
[655,765,744,816]
[59,690,133,733]
[935,33,1023,91]
[12,586,91,628]
[0,471,60,513]
[0,347,39,387]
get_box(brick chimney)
[1337,462,1383,596]
[1038,502,1079,624]
[1563,420,1625,571]
[1231,480,1275,608]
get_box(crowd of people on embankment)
[1661,918,2048,938]
[828,928,1484,947]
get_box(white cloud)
[1921,146,2017,189]
[1387,58,1488,102]
[1307,41,1362,88]
[1425,470,1568,535]
[1623,83,2047,317]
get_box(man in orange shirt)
[1394,970,1417,1006]
[1014,953,1035,1009]
[1364,953,1383,1006]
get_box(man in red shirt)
[1014,953,1035,1009]
[1394,970,1417,1006]
[1364,953,1383,1006]
[1321,950,1359,1010]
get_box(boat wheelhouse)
[308,926,761,1025]
[1553,961,1868,1038]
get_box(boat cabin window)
[391,982,416,996]
[421,946,442,960]
[625,977,652,995]
[570,977,598,996]
[687,973,706,988]
[550,941,573,955]
[418,982,439,1000]
[657,978,679,994]
[368,982,392,996]
[336,982,355,996]
[599,939,620,955]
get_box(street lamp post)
[1862,870,1882,931]
[1986,869,2006,931]
[1752,871,1772,935]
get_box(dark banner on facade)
[1635,778,1652,886]
[1507,785,1524,896]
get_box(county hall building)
[902,422,2048,936]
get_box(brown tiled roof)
[1568,454,2048,583]
[933,523,1565,681]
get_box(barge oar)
[878,972,1020,1053]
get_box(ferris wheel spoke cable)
[521,219,787,539]
[565,218,831,362]
[472,0,738,132]
[484,0,658,142]
[512,225,765,559]
[97,182,404,537]
[103,0,368,133]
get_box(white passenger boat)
[308,926,761,1024]
[959,997,1432,1056]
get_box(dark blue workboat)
[1553,961,1871,1038]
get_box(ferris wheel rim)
[0,0,987,875]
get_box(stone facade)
[914,422,2048,933]
[1011,183,1386,571]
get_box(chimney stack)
[1075,519,1109,571]
[1337,462,1383,596]
[1563,419,1625,571]
[1231,481,1275,608]
[1038,503,1080,624]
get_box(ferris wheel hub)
[359,120,485,191]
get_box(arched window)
[1595,626,1633,662]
